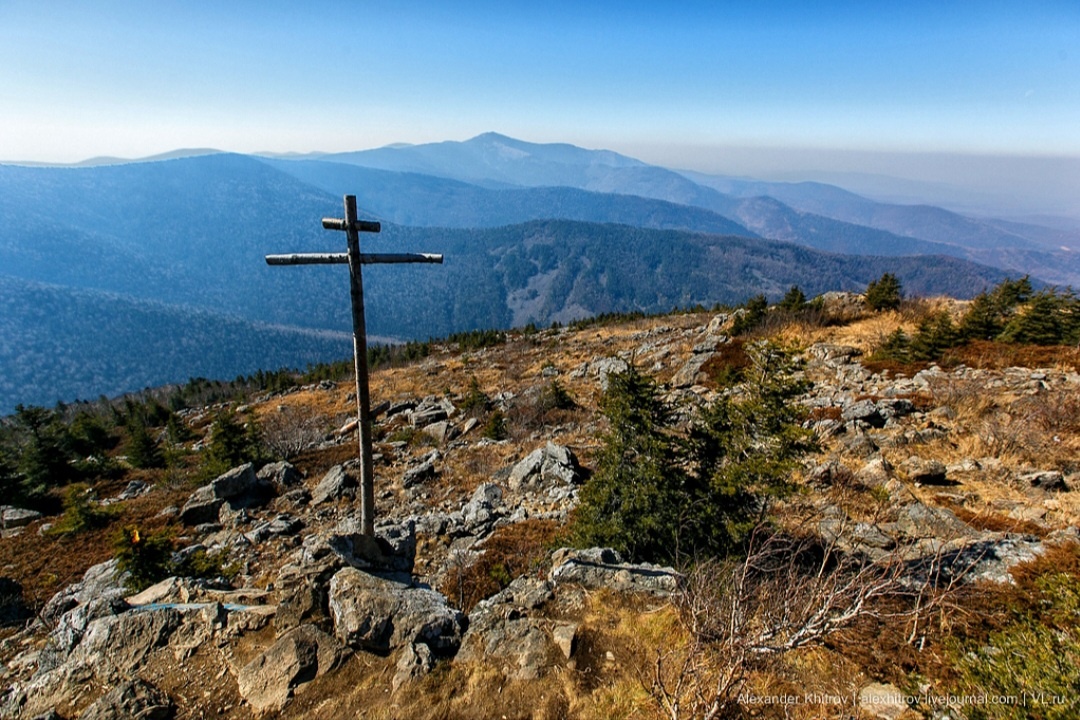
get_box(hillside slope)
[0,275,351,412]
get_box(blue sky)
[1,1,1077,170]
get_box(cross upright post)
[342,195,377,537]
[266,194,443,537]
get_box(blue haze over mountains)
[2,132,1075,412]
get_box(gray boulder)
[78,678,173,720]
[323,518,417,575]
[311,465,356,505]
[1021,470,1067,492]
[508,443,583,491]
[549,548,682,596]
[179,484,222,526]
[593,357,630,390]
[72,608,182,675]
[179,463,269,525]
[671,352,714,389]
[403,456,439,489]
[456,576,557,680]
[209,462,261,500]
[841,399,885,427]
[892,502,974,540]
[855,456,893,489]
[901,457,948,485]
[463,483,503,533]
[0,506,42,529]
[258,461,303,489]
[392,642,435,691]
[237,624,345,714]
[410,396,455,427]
[328,568,464,653]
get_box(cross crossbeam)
[266,195,444,536]
[265,252,444,265]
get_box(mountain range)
[2,132,1075,411]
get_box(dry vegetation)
[5,292,1080,720]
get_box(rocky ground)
[1,296,1079,719]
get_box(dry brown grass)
[945,340,1080,372]
[0,485,190,609]
[439,519,560,612]
[276,589,666,720]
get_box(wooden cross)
[266,194,443,537]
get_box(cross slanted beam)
[266,195,444,537]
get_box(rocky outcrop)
[321,518,417,575]
[1,506,42,529]
[180,463,270,525]
[237,624,345,714]
[508,443,583,491]
[77,678,173,720]
[328,568,464,654]
[72,608,182,676]
[456,577,557,680]
[549,547,682,596]
[310,464,356,505]
[392,643,435,691]
[257,461,303,490]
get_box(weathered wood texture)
[265,253,443,266]
[265,195,443,537]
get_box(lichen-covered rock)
[456,577,557,680]
[900,457,948,485]
[0,506,42,529]
[328,568,463,653]
[891,502,974,540]
[237,624,345,714]
[323,518,416,574]
[1021,470,1067,492]
[548,548,682,596]
[258,461,303,489]
[463,483,503,533]
[72,608,182,675]
[311,464,356,505]
[841,399,885,428]
[78,678,173,720]
[179,484,222,526]
[508,443,583,491]
[392,642,434,691]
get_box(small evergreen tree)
[460,376,491,414]
[690,342,814,526]
[959,291,1005,341]
[865,272,903,311]
[570,344,814,564]
[0,446,22,507]
[481,409,508,441]
[50,483,114,535]
[126,419,165,469]
[114,526,174,592]
[873,328,912,363]
[537,379,576,412]
[909,311,960,361]
[990,275,1033,312]
[13,405,77,498]
[999,291,1066,346]
[201,412,263,478]
[570,364,689,562]
[730,294,769,335]
[779,285,807,312]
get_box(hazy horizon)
[3,2,1077,157]
[3,1,1077,217]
